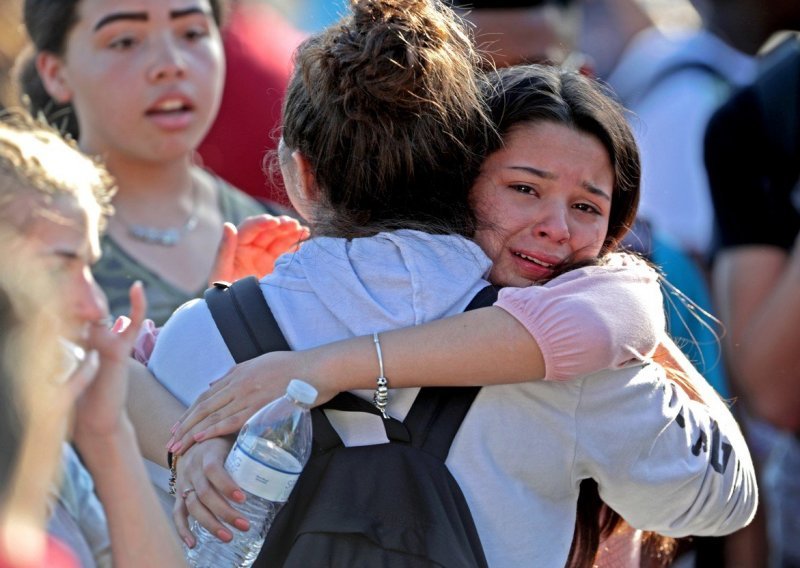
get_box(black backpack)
[203,277,497,567]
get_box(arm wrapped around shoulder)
[494,252,666,381]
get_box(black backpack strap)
[316,393,412,451]
[204,277,289,363]
[203,278,350,451]
[404,285,499,460]
[204,280,499,459]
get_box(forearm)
[308,257,664,392]
[126,359,187,466]
[734,263,800,411]
[714,246,800,429]
[309,307,545,391]
[79,419,185,568]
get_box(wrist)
[76,417,138,470]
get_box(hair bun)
[314,0,477,120]
[281,0,491,239]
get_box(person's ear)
[291,150,318,205]
[36,52,73,104]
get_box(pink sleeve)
[494,253,665,382]
[132,319,160,365]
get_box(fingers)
[186,411,252,446]
[65,350,100,400]
[173,441,249,545]
[175,408,252,454]
[208,223,238,285]
[112,282,146,345]
[126,281,147,332]
[172,488,196,548]
[236,215,280,245]
[170,390,235,450]
[251,217,307,249]
[174,375,231,433]
[267,233,305,256]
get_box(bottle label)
[225,443,300,502]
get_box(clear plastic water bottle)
[185,379,317,567]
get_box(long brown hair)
[478,66,684,567]
[280,0,494,239]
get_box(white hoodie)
[150,230,756,566]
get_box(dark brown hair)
[280,0,493,238]
[19,0,227,138]
[479,67,679,567]
[481,64,640,254]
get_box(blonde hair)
[0,223,65,509]
[0,113,114,231]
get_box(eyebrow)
[94,7,208,32]
[508,166,611,202]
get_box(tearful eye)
[574,203,600,215]
[511,184,536,196]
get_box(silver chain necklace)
[114,182,199,247]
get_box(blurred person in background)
[603,0,800,262]
[196,0,306,206]
[0,114,185,568]
[0,0,25,111]
[450,0,580,69]
[19,0,305,326]
[706,35,800,568]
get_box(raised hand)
[208,215,309,285]
[72,281,146,446]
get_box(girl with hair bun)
[138,2,755,566]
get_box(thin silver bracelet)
[372,332,389,419]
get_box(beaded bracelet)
[168,451,180,496]
[372,332,390,419]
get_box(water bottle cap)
[287,379,318,405]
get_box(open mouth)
[146,98,194,116]
[514,252,554,268]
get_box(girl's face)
[43,0,224,165]
[473,121,613,287]
[18,193,107,345]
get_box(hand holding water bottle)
[177,380,317,568]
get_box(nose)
[72,268,108,326]
[148,36,187,82]
[531,203,570,244]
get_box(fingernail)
[165,438,174,450]
[183,536,195,549]
[170,422,180,434]
[193,431,206,442]
[234,518,250,531]
[232,490,246,503]
[170,441,183,453]
[216,529,232,542]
